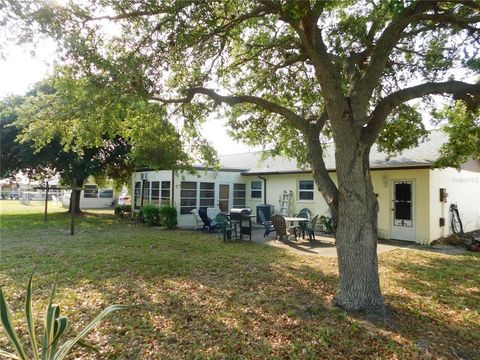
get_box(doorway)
[391,181,415,242]
[218,184,230,212]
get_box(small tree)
[1,72,193,213]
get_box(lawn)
[0,201,479,359]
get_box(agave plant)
[0,272,130,360]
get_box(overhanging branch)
[151,87,307,130]
[304,111,339,217]
[362,80,480,145]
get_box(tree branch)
[351,1,438,113]
[362,80,480,145]
[151,87,307,130]
[304,111,339,220]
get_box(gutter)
[242,164,433,176]
[258,175,267,205]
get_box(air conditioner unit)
[140,173,148,180]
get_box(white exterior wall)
[371,169,430,244]
[132,170,246,227]
[429,160,480,241]
[62,189,116,209]
[244,173,332,219]
[134,162,480,242]
[244,169,431,244]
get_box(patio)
[200,224,468,257]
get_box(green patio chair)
[297,211,310,239]
[215,213,236,242]
[304,215,319,241]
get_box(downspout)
[171,170,175,207]
[258,175,267,204]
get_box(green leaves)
[433,102,480,168]
[376,104,428,157]
[0,287,28,360]
[0,272,130,360]
[25,271,40,360]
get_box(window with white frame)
[251,181,262,199]
[161,181,171,206]
[180,181,197,214]
[151,181,160,206]
[200,182,215,208]
[233,183,246,208]
[84,185,98,198]
[133,181,141,209]
[298,180,314,201]
[142,181,150,204]
[99,189,113,198]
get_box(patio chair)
[258,209,275,237]
[297,211,310,239]
[215,213,236,242]
[297,208,313,219]
[304,215,319,241]
[198,208,218,231]
[190,209,204,230]
[271,214,297,242]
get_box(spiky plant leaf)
[0,348,21,359]
[0,287,27,360]
[54,304,131,360]
[41,280,58,360]
[25,271,40,360]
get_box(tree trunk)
[333,140,385,315]
[68,178,84,215]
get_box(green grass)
[1,201,479,359]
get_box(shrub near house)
[138,205,177,229]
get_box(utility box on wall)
[439,188,447,202]
[256,204,274,224]
[439,217,445,227]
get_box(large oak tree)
[7,0,480,313]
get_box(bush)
[139,205,161,226]
[159,206,178,229]
[114,204,132,217]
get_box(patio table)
[283,217,309,241]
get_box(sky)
[0,42,255,156]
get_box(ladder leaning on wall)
[279,190,293,216]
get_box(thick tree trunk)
[68,178,84,215]
[333,140,385,315]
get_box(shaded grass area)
[1,202,479,359]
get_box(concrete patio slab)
[187,225,468,257]
[230,225,468,257]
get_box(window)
[99,189,113,198]
[133,181,141,209]
[233,183,246,208]
[151,181,160,206]
[251,181,262,199]
[200,182,215,208]
[142,181,150,205]
[298,180,314,201]
[180,181,197,214]
[161,181,171,206]
[84,185,98,198]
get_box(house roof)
[218,131,447,175]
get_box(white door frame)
[217,183,231,212]
[391,180,416,242]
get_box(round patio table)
[283,216,309,241]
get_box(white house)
[132,131,480,244]
[62,184,116,209]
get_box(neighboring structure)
[62,184,116,209]
[132,131,480,244]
